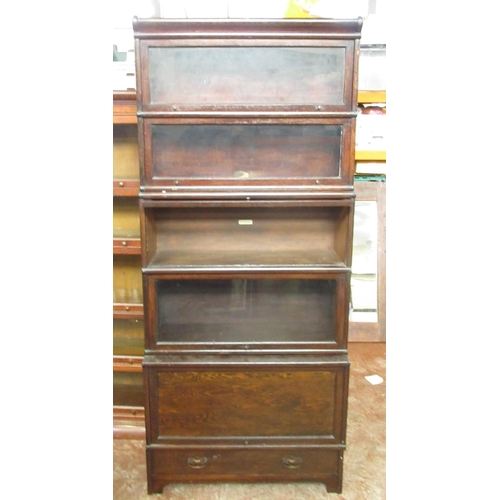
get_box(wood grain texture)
[147,446,342,494]
[114,343,386,498]
[156,370,336,438]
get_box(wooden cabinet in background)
[113,91,145,437]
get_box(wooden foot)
[324,476,341,493]
[147,478,165,495]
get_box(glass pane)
[113,255,143,304]
[113,319,144,356]
[149,47,345,106]
[113,197,140,239]
[151,124,341,179]
[113,372,144,407]
[113,125,139,179]
[156,279,337,344]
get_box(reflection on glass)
[152,124,342,180]
[149,46,345,106]
[156,279,337,344]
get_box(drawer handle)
[283,456,302,469]
[188,456,208,469]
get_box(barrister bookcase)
[133,17,362,494]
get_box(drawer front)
[147,363,348,443]
[148,445,342,480]
[138,40,356,112]
[141,118,355,191]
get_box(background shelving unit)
[351,89,386,341]
[113,91,146,438]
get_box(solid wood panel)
[155,370,341,438]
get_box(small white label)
[238,219,253,226]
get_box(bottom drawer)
[147,445,344,494]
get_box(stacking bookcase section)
[141,118,355,194]
[133,17,362,495]
[140,199,354,271]
[143,273,350,352]
[143,354,349,494]
[134,19,361,113]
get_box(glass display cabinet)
[133,17,362,494]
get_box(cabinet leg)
[324,476,341,493]
[147,478,165,495]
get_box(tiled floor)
[114,342,386,499]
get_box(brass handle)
[122,241,127,246]
[188,456,208,469]
[283,456,302,469]
[118,181,124,187]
